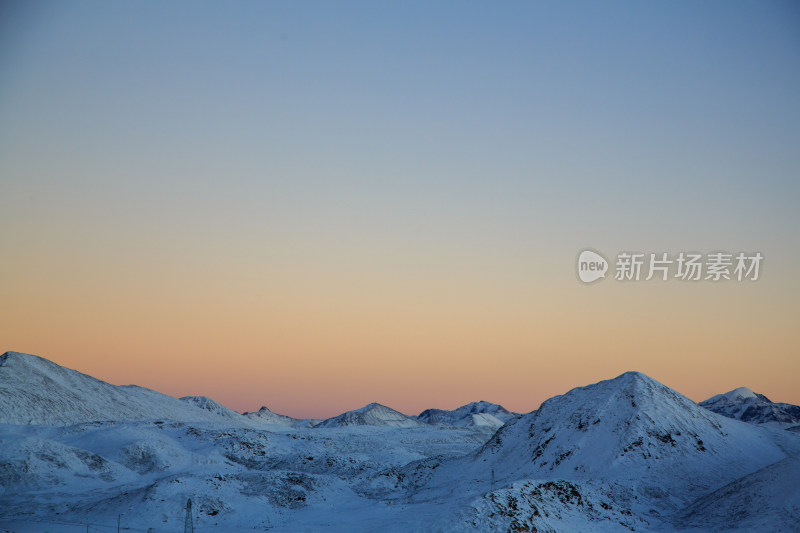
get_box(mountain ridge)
[0,352,515,431]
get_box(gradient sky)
[1,1,799,418]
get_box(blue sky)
[3,1,798,244]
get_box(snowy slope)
[675,454,800,532]
[0,420,491,532]
[417,401,514,428]
[0,352,247,426]
[700,386,800,428]
[316,402,426,428]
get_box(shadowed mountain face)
[700,386,800,427]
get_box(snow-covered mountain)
[472,372,788,490]
[403,371,800,530]
[316,402,426,428]
[417,401,514,428]
[2,354,799,532]
[0,351,245,426]
[699,386,800,428]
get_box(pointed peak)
[603,371,668,395]
[702,387,760,405]
[614,370,656,382]
[354,402,389,413]
[568,370,662,395]
[536,370,692,419]
[724,387,757,400]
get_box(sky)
[1,1,798,418]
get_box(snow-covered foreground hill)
[0,420,492,532]
[1,352,799,532]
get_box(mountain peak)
[611,370,660,386]
[472,370,780,480]
[417,371,789,518]
[700,386,800,427]
[543,370,681,416]
[354,402,386,413]
[316,402,423,428]
[726,386,756,399]
[703,387,758,404]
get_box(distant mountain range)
[1,350,798,532]
[0,351,513,430]
[699,386,800,428]
[315,402,426,428]
[8,350,796,434]
[417,400,515,428]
